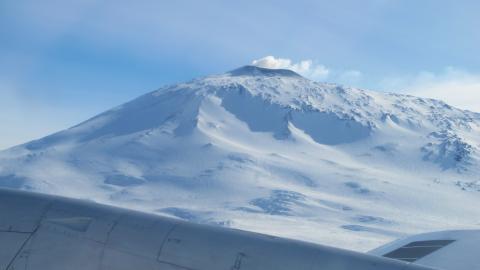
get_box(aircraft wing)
[0,188,447,270]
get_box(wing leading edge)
[0,188,439,270]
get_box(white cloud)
[252,56,330,80]
[381,67,480,113]
[251,56,365,86]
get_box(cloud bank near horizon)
[383,67,480,113]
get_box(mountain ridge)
[1,66,479,251]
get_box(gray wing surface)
[0,188,438,270]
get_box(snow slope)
[1,66,479,251]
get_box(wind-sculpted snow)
[1,65,480,251]
[249,190,307,216]
[421,131,475,171]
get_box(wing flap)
[369,230,480,270]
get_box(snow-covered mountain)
[1,65,479,251]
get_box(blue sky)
[1,0,480,149]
